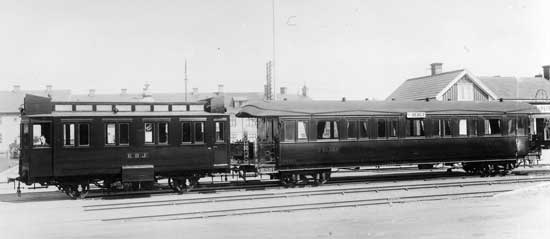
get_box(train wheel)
[279,174,295,187]
[63,183,89,199]
[169,177,193,194]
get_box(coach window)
[389,120,398,138]
[63,123,75,146]
[283,121,296,142]
[32,122,51,146]
[470,119,479,136]
[119,123,129,145]
[359,120,368,138]
[377,119,387,138]
[194,122,204,143]
[144,123,154,144]
[78,124,90,146]
[215,121,225,142]
[317,120,338,140]
[158,122,169,144]
[347,121,357,139]
[507,119,516,135]
[106,123,117,145]
[459,119,468,136]
[407,119,424,137]
[297,121,308,141]
[517,118,527,136]
[484,119,502,135]
[182,122,192,143]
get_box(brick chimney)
[280,87,287,95]
[217,84,224,95]
[543,65,550,80]
[120,88,127,95]
[430,63,443,75]
[12,85,21,93]
[45,84,52,93]
[192,88,198,95]
[142,83,154,102]
[88,89,95,97]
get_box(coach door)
[27,119,54,178]
[210,118,229,169]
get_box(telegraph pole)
[272,0,276,100]
[184,59,188,102]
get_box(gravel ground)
[1,177,549,239]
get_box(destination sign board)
[406,112,426,118]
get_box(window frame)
[103,120,132,147]
[406,119,425,137]
[143,121,170,145]
[31,121,52,148]
[316,119,339,141]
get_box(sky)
[1,0,549,100]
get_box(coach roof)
[236,100,539,117]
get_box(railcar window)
[389,120,398,137]
[484,119,501,135]
[360,121,368,138]
[106,123,116,145]
[119,123,129,145]
[433,120,451,137]
[407,119,424,137]
[317,121,338,140]
[297,121,308,140]
[79,124,90,146]
[182,122,192,143]
[377,120,387,138]
[517,118,527,136]
[144,123,154,143]
[216,122,225,142]
[63,123,75,146]
[471,120,479,136]
[194,122,204,143]
[347,121,357,139]
[507,119,516,135]
[284,121,296,142]
[459,119,468,136]
[33,123,51,146]
[158,122,169,144]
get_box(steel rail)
[102,189,512,222]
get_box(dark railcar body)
[18,95,230,186]
[237,100,536,172]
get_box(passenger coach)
[18,94,230,198]
[236,100,538,185]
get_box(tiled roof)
[386,70,465,100]
[479,76,550,99]
[0,90,71,114]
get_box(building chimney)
[217,84,224,94]
[301,85,308,97]
[342,97,346,102]
[12,85,21,93]
[192,88,198,95]
[45,85,52,93]
[543,65,550,80]
[430,63,443,76]
[280,87,287,95]
[88,89,96,97]
[120,88,127,95]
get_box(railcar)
[17,94,230,198]
[236,100,538,185]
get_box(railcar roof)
[25,111,228,118]
[236,100,539,117]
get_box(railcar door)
[211,118,230,170]
[26,119,54,179]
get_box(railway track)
[100,189,513,222]
[89,176,550,219]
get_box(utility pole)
[272,0,276,100]
[185,59,188,102]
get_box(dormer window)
[457,82,474,101]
